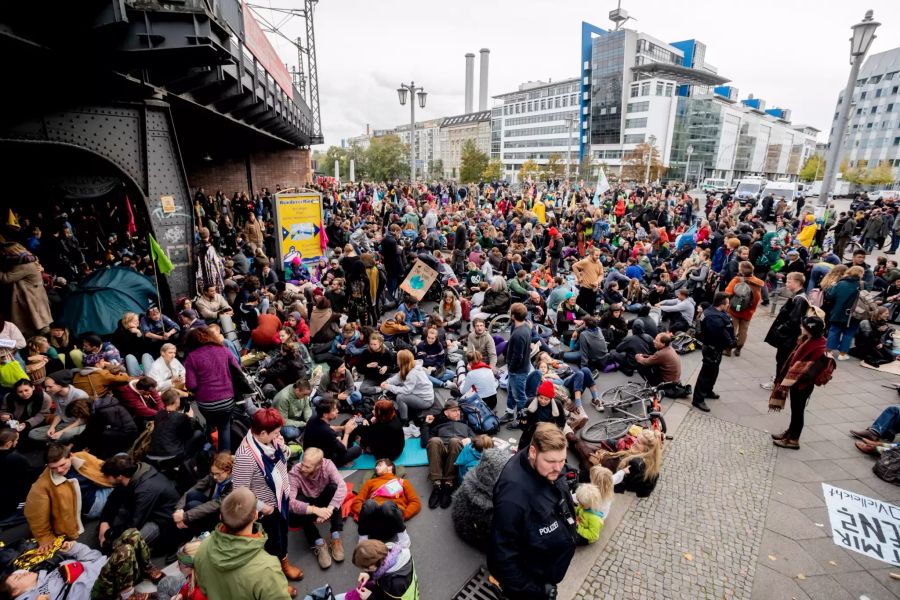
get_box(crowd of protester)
[0,177,895,599]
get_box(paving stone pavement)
[575,409,777,600]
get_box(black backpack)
[873,446,900,485]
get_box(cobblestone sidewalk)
[576,410,777,600]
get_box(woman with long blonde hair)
[593,429,662,498]
[819,264,848,292]
[381,349,434,423]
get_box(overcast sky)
[255,0,900,148]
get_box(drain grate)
[453,566,505,600]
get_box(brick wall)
[186,149,311,196]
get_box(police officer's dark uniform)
[488,449,577,600]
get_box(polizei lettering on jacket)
[539,520,560,536]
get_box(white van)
[734,178,767,204]
[701,178,731,194]
[758,181,799,216]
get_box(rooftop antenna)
[609,0,635,30]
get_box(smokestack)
[464,53,475,114]
[478,48,490,112]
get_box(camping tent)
[61,267,159,337]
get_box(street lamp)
[818,9,881,206]
[644,134,657,186]
[564,115,576,182]
[685,144,694,189]
[397,81,427,181]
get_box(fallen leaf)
[768,555,778,561]
[815,523,824,527]
[797,574,806,580]
[683,552,693,561]
[739,449,745,455]
[890,572,900,580]
[828,561,838,566]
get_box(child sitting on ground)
[575,465,629,544]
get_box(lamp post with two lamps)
[397,82,427,182]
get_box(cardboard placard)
[399,259,438,301]
[161,195,176,214]
[823,483,900,566]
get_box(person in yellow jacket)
[24,444,112,551]
[533,198,547,224]
[797,213,817,249]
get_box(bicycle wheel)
[842,241,863,262]
[580,418,633,443]
[600,383,649,410]
[488,314,511,334]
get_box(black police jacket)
[488,450,577,599]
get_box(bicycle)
[841,235,864,261]
[580,381,673,444]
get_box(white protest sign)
[822,483,900,566]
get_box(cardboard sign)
[274,192,324,262]
[399,259,438,301]
[161,195,176,214]
[822,483,900,566]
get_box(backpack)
[813,351,837,387]
[460,297,472,322]
[807,288,824,308]
[852,290,879,322]
[873,446,900,485]
[459,392,500,435]
[671,331,702,354]
[730,277,753,312]
[129,421,155,462]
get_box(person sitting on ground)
[115,375,164,430]
[466,318,497,369]
[438,290,463,332]
[81,388,137,459]
[379,311,412,347]
[28,370,89,443]
[111,313,154,376]
[287,447,348,570]
[98,454,181,554]
[380,349,435,423]
[352,399,405,461]
[146,342,189,396]
[302,398,363,467]
[608,320,655,378]
[146,389,204,464]
[71,365,132,400]
[415,326,455,389]
[599,304,629,348]
[471,276,511,320]
[139,305,181,351]
[459,350,499,411]
[635,333,687,395]
[1,378,51,435]
[555,292,586,347]
[588,429,662,497]
[849,306,894,366]
[154,538,206,600]
[25,444,113,552]
[80,333,122,370]
[338,539,419,600]
[356,333,396,397]
[657,288,696,333]
[257,341,306,392]
[453,434,493,481]
[351,457,420,548]
[272,378,313,442]
[0,532,161,600]
[516,380,568,449]
[317,361,362,410]
[172,452,234,535]
[851,405,900,454]
[573,483,605,545]
[423,400,475,510]
[193,488,293,600]
[397,296,426,336]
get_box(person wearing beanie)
[770,316,831,449]
[516,380,569,450]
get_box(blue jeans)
[507,370,529,413]
[827,323,859,354]
[563,367,596,403]
[525,370,543,399]
[125,353,155,376]
[85,487,113,520]
[281,425,302,441]
[562,351,582,365]
[428,370,455,387]
[807,264,831,293]
[872,405,900,439]
[891,232,900,253]
[348,390,363,407]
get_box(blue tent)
[61,267,159,337]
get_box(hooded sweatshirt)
[194,524,291,600]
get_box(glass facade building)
[589,30,626,145]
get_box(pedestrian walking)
[692,293,736,412]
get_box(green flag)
[148,234,174,275]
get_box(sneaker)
[440,485,454,509]
[591,398,605,412]
[549,336,561,347]
[329,538,345,562]
[498,412,516,425]
[759,381,774,390]
[837,354,851,361]
[314,544,332,569]
[443,381,458,391]
[428,484,442,509]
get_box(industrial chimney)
[478,48,489,112]
[464,53,475,114]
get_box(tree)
[798,155,825,182]
[519,159,541,183]
[459,140,489,183]
[366,135,408,182]
[542,153,564,180]
[864,162,896,186]
[621,142,662,183]
[578,155,594,180]
[840,158,866,185]
[321,146,349,178]
[346,142,368,180]
[482,159,503,182]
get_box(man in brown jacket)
[24,444,112,551]
[72,367,132,398]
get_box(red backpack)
[813,352,837,387]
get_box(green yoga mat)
[340,438,428,470]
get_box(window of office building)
[894,137,900,146]
[888,104,895,112]
[877,88,883,97]
[555,97,561,108]
[665,83,673,96]
[887,72,897,80]
[861,91,867,99]
[656,82,664,96]
[871,75,882,84]
[872,106,878,114]
[630,84,639,98]
[590,30,625,144]
[625,117,648,129]
[623,134,645,144]
[641,82,650,96]
[628,101,650,113]
[894,86,900,95]
[562,96,568,107]
[856,108,863,115]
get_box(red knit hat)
[537,380,556,399]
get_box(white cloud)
[259,0,900,147]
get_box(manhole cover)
[453,566,504,600]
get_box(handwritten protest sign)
[822,483,900,566]
[400,259,438,301]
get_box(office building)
[439,110,491,179]
[826,47,900,181]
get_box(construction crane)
[247,1,323,144]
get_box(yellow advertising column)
[273,192,325,264]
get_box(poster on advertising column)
[274,192,324,264]
[822,483,900,566]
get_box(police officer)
[693,292,737,412]
[488,423,576,600]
